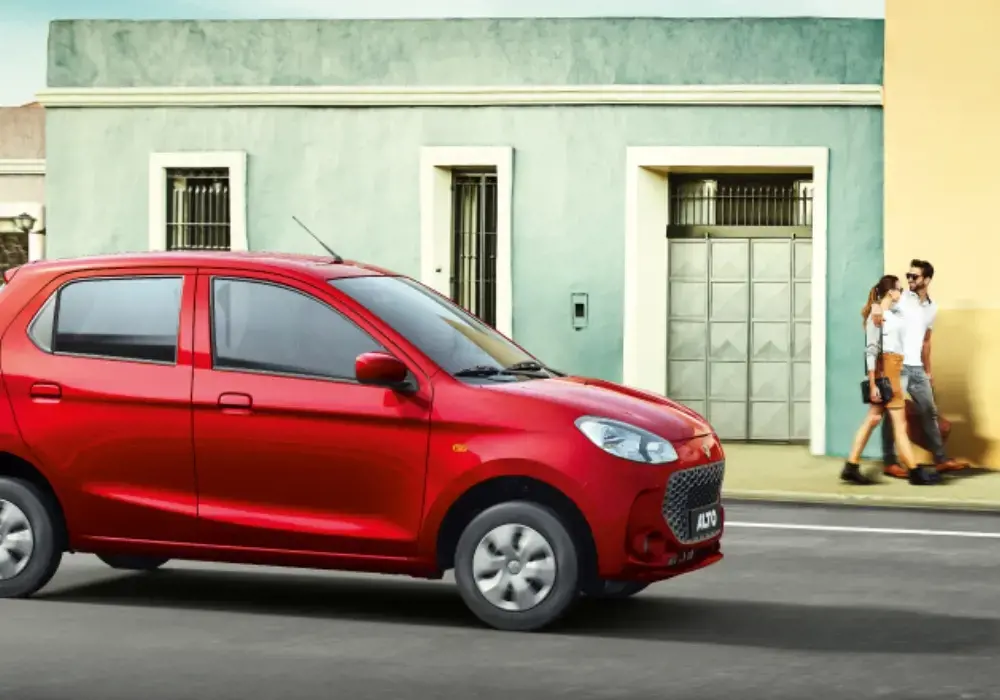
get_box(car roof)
[17,250,395,281]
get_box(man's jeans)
[882,365,946,464]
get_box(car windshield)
[329,276,552,381]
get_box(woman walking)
[841,275,941,486]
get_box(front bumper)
[590,433,726,582]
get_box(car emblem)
[702,442,712,459]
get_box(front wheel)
[97,554,170,571]
[454,501,580,632]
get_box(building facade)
[884,0,999,467]
[39,18,885,458]
[0,102,46,268]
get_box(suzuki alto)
[0,251,725,631]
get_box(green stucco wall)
[44,106,884,457]
[44,18,885,457]
[47,18,884,88]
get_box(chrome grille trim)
[662,460,725,544]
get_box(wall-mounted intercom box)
[571,292,588,330]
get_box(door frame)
[622,146,829,456]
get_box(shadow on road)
[41,568,998,653]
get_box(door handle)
[218,392,252,411]
[30,382,62,400]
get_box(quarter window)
[33,276,184,363]
[27,295,55,352]
[211,278,384,381]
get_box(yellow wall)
[885,0,1000,467]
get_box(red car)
[0,251,724,631]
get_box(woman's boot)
[841,462,874,485]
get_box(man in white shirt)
[873,259,965,476]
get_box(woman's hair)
[861,274,900,325]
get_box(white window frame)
[623,146,829,455]
[419,146,514,338]
[148,151,248,252]
[0,201,46,262]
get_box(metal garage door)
[666,177,813,442]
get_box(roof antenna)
[292,215,343,263]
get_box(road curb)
[723,488,1000,513]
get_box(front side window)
[30,276,184,363]
[330,276,541,379]
[211,278,384,381]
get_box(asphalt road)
[2,502,999,700]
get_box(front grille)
[662,461,725,544]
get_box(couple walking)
[841,259,966,486]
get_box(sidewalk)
[721,443,1000,511]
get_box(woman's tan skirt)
[880,352,905,409]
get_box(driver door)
[190,271,432,556]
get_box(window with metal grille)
[451,171,498,327]
[668,175,813,235]
[166,168,232,251]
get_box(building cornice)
[35,84,883,108]
[0,159,45,175]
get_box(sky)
[0,0,884,106]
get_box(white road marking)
[727,521,1000,539]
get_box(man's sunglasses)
[906,273,921,280]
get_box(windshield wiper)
[505,361,564,376]
[454,362,562,379]
[454,365,505,378]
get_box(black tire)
[97,554,170,571]
[0,477,63,598]
[454,500,579,632]
[584,580,650,600]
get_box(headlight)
[574,416,678,464]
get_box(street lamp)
[13,212,36,234]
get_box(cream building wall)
[885,0,1000,466]
[0,103,46,261]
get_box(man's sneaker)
[883,463,908,479]
[909,465,942,485]
[841,462,874,485]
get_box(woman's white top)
[865,305,905,372]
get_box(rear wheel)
[454,501,579,632]
[97,554,170,571]
[0,477,63,598]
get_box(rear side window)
[211,277,384,380]
[29,276,184,364]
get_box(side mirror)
[355,351,410,388]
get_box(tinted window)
[52,277,183,363]
[212,278,384,380]
[330,276,534,375]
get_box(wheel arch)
[432,474,599,588]
[0,451,68,548]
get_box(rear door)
[1,267,198,546]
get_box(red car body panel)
[189,269,433,557]
[0,252,725,585]
[1,265,199,546]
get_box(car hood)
[490,375,713,442]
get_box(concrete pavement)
[1,502,999,699]
[723,443,1000,511]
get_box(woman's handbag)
[860,323,894,404]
